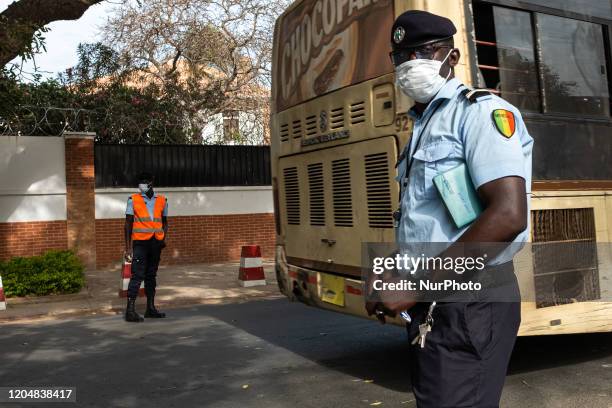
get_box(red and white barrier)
[119,261,145,298]
[0,275,6,311]
[238,245,266,287]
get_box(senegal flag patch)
[492,109,516,138]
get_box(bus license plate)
[319,274,345,307]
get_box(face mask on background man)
[395,49,453,103]
[138,183,151,194]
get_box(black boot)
[145,294,166,318]
[125,297,144,322]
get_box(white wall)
[0,136,67,222]
[95,186,273,219]
[0,136,273,222]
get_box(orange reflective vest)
[131,194,166,241]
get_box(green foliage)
[1,19,49,75]
[0,75,77,135]
[17,26,50,69]
[0,42,210,143]
[0,250,85,298]
[69,42,121,85]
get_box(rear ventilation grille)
[283,167,300,225]
[350,101,366,125]
[292,120,302,139]
[307,163,325,226]
[331,158,353,227]
[305,115,317,136]
[330,107,345,130]
[364,152,394,228]
[532,208,596,242]
[531,208,599,308]
[280,123,289,142]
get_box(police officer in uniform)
[366,10,534,407]
[124,172,168,322]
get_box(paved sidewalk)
[0,261,282,323]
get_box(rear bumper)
[275,245,405,325]
[275,247,612,336]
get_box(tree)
[1,0,288,145]
[0,0,105,68]
[100,0,289,144]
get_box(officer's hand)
[372,275,417,314]
[160,240,167,249]
[124,249,133,263]
[382,300,417,314]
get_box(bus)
[270,0,612,336]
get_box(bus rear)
[270,0,471,322]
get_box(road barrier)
[0,275,6,311]
[238,245,266,287]
[119,261,145,297]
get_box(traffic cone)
[119,261,145,298]
[238,245,266,287]
[0,275,6,311]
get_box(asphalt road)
[1,299,611,408]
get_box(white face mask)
[395,49,453,103]
[138,183,151,194]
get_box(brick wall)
[64,134,96,269]
[0,221,67,261]
[96,213,275,268]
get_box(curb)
[0,291,284,324]
[5,289,92,306]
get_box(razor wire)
[0,105,95,137]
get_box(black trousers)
[406,263,521,408]
[127,238,163,299]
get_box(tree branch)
[0,0,105,67]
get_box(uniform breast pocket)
[413,142,460,200]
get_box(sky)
[0,0,117,79]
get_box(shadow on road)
[206,298,413,392]
[207,299,612,390]
[509,330,612,375]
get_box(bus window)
[473,4,541,111]
[472,1,612,180]
[473,3,611,117]
[537,14,610,117]
[493,7,540,112]
[519,0,612,21]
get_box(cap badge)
[393,26,405,44]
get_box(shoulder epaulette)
[463,89,492,104]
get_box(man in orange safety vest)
[124,172,168,322]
